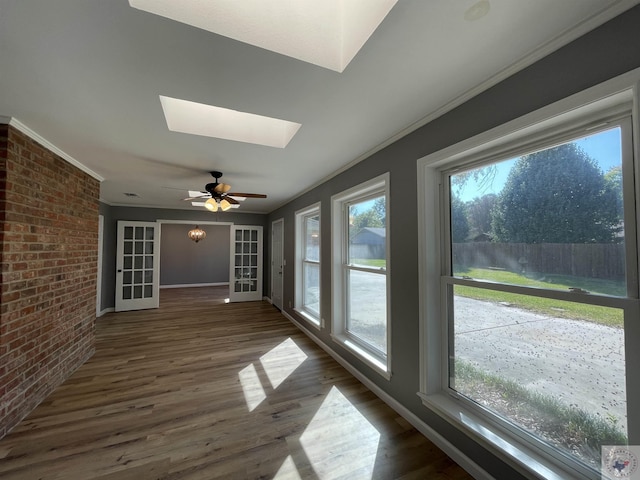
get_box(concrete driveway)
[454,296,627,430]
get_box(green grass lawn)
[351,258,386,268]
[454,359,627,467]
[454,268,624,327]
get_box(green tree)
[466,194,497,238]
[451,195,469,243]
[350,200,384,240]
[372,197,386,225]
[491,143,618,243]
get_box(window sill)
[417,391,596,480]
[330,333,390,380]
[293,308,321,330]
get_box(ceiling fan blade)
[224,196,239,205]
[183,195,210,201]
[227,192,267,198]
[189,190,208,198]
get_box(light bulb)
[205,198,218,212]
[220,199,231,211]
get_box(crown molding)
[4,117,104,182]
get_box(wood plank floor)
[0,287,473,480]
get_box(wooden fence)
[452,242,625,280]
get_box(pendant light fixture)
[187,225,206,243]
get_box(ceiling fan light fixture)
[205,198,218,212]
[219,199,232,211]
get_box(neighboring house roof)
[352,227,386,245]
[358,227,386,238]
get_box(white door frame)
[158,219,233,291]
[271,218,284,310]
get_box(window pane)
[303,262,320,316]
[450,128,625,296]
[347,269,386,353]
[348,195,386,269]
[305,214,320,261]
[451,285,627,470]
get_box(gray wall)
[265,7,640,480]
[160,223,230,285]
[98,204,267,311]
[98,202,116,313]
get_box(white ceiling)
[1,0,637,214]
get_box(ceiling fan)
[184,171,267,212]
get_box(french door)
[115,221,160,312]
[229,225,263,302]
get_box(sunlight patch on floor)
[273,455,303,480]
[299,386,380,479]
[239,338,307,412]
[260,337,308,389]
[238,363,266,412]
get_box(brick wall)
[0,125,99,439]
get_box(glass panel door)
[229,225,263,302]
[116,221,160,311]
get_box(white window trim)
[331,173,391,379]
[417,68,640,480]
[294,202,322,329]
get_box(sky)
[454,127,622,202]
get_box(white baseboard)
[160,282,229,289]
[282,310,493,480]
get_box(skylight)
[160,96,301,148]
[129,0,397,72]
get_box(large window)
[295,203,321,326]
[332,174,390,377]
[419,85,639,479]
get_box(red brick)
[1,126,98,439]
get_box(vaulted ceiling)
[1,0,637,213]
